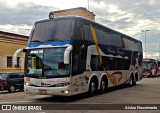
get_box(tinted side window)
[9,74,18,79]
[91,55,99,71]
[83,21,93,41]
[72,41,87,75]
[19,73,24,78]
[90,55,103,71]
[91,24,122,48]
[122,36,142,52]
[72,19,83,40]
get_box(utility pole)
[159,41,160,60]
[88,0,90,10]
[141,30,149,58]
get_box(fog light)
[63,90,69,94]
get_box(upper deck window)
[29,18,75,42]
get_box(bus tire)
[133,77,136,86]
[100,78,107,94]
[129,75,136,86]
[88,79,97,97]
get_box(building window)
[15,57,20,68]
[7,56,12,68]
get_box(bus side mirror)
[64,45,72,64]
[13,48,26,66]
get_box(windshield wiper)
[30,40,43,43]
[46,39,63,42]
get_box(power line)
[0,17,18,25]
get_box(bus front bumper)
[24,85,71,96]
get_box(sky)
[0,0,160,59]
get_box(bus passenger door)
[71,75,82,95]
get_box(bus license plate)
[39,90,47,94]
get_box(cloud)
[0,2,60,25]
[90,0,160,58]
[0,24,32,36]
[0,0,160,59]
[0,2,59,35]
[90,0,160,29]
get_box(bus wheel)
[129,75,136,86]
[100,79,107,94]
[88,80,97,97]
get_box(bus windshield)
[143,62,154,70]
[29,18,75,42]
[26,48,70,77]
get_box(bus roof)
[35,16,141,43]
[143,58,157,62]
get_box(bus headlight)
[55,82,70,87]
[62,90,69,94]
[25,82,31,86]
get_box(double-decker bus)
[143,58,158,77]
[14,16,143,96]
